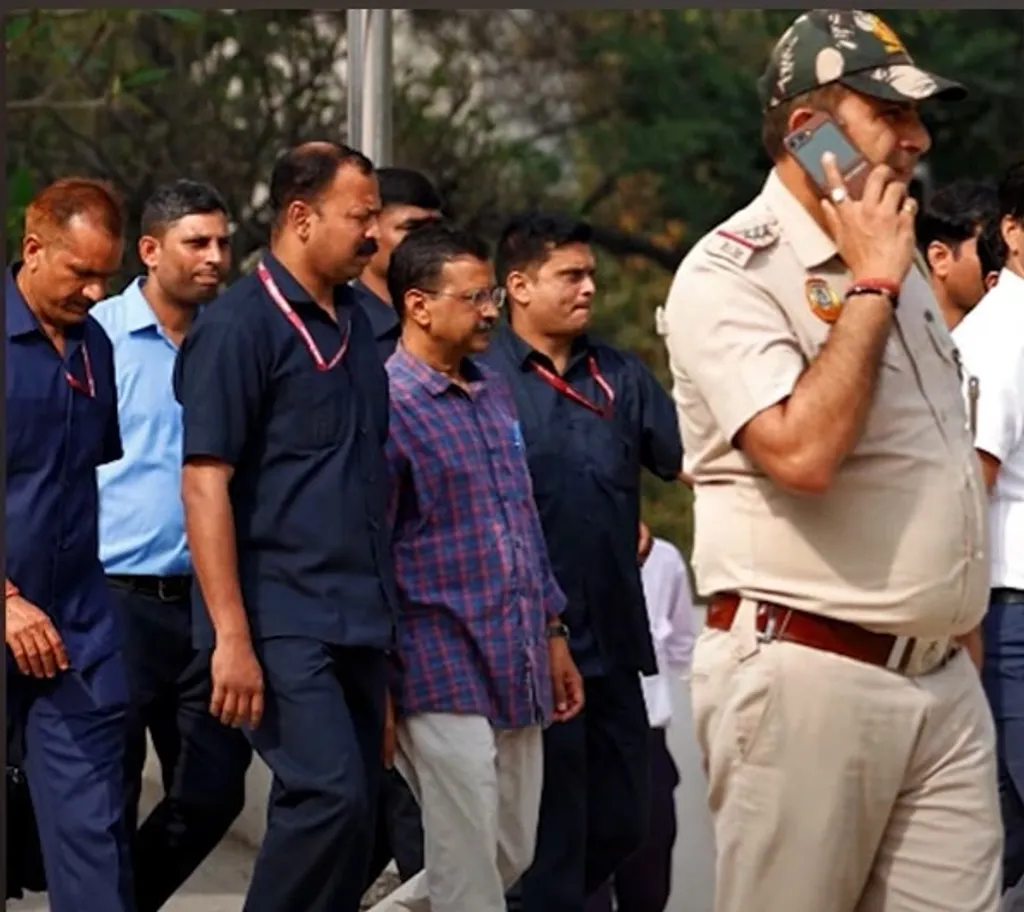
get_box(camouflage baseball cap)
[758,10,966,111]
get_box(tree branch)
[587,224,686,272]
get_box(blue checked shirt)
[385,346,567,729]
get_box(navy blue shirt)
[351,280,400,361]
[172,253,398,649]
[481,325,683,676]
[6,266,124,671]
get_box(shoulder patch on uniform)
[705,219,780,269]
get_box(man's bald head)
[268,141,375,231]
[24,177,125,246]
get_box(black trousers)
[112,579,253,912]
[243,637,386,912]
[585,727,680,912]
[364,767,425,886]
[507,668,651,912]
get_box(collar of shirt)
[762,168,838,271]
[390,344,486,398]
[119,277,162,334]
[351,279,400,341]
[495,321,594,374]
[260,250,356,317]
[6,264,86,350]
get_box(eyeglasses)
[422,287,506,310]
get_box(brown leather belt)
[706,592,941,673]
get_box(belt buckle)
[756,605,793,644]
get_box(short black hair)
[495,211,592,285]
[140,179,229,237]
[998,159,1024,222]
[269,141,374,226]
[387,221,490,319]
[377,168,444,212]
[978,214,1008,276]
[916,180,998,263]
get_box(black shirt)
[480,325,683,676]
[351,279,400,362]
[173,253,398,649]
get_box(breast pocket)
[581,416,637,490]
[278,371,347,452]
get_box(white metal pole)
[346,9,393,168]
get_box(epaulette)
[704,216,780,269]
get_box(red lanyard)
[257,260,350,371]
[531,355,614,419]
[65,344,95,398]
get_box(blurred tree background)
[7,8,1024,560]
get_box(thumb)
[552,669,568,712]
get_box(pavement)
[10,608,718,912]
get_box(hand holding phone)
[785,113,917,284]
[820,153,918,285]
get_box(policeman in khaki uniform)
[662,11,1001,912]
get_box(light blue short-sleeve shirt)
[93,278,191,576]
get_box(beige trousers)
[366,713,543,912]
[692,598,1002,912]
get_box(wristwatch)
[546,621,570,640]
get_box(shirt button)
[974,550,984,560]
[360,426,368,437]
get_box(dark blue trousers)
[8,651,135,912]
[507,668,651,912]
[113,580,252,912]
[585,727,680,912]
[982,588,1024,892]
[242,637,386,912]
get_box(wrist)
[546,620,570,640]
[846,277,900,310]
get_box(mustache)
[357,237,379,257]
[475,318,497,333]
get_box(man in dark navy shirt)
[352,167,443,362]
[6,177,133,912]
[481,212,684,912]
[173,141,398,912]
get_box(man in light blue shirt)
[93,179,252,912]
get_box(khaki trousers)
[692,598,1002,912]
[366,713,543,912]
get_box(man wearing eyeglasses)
[6,177,133,912]
[368,221,582,912]
[481,212,683,912]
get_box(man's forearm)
[786,293,893,475]
[182,466,251,642]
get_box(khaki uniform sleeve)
[665,258,805,445]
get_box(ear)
[21,232,43,270]
[786,105,818,137]
[926,240,950,278]
[287,200,314,240]
[138,234,160,271]
[403,289,431,328]
[505,270,530,307]
[985,271,1000,292]
[1002,214,1022,255]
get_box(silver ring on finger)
[829,186,848,205]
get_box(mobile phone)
[784,111,870,200]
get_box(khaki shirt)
[663,170,988,639]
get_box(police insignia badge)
[805,277,842,323]
[705,219,779,269]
